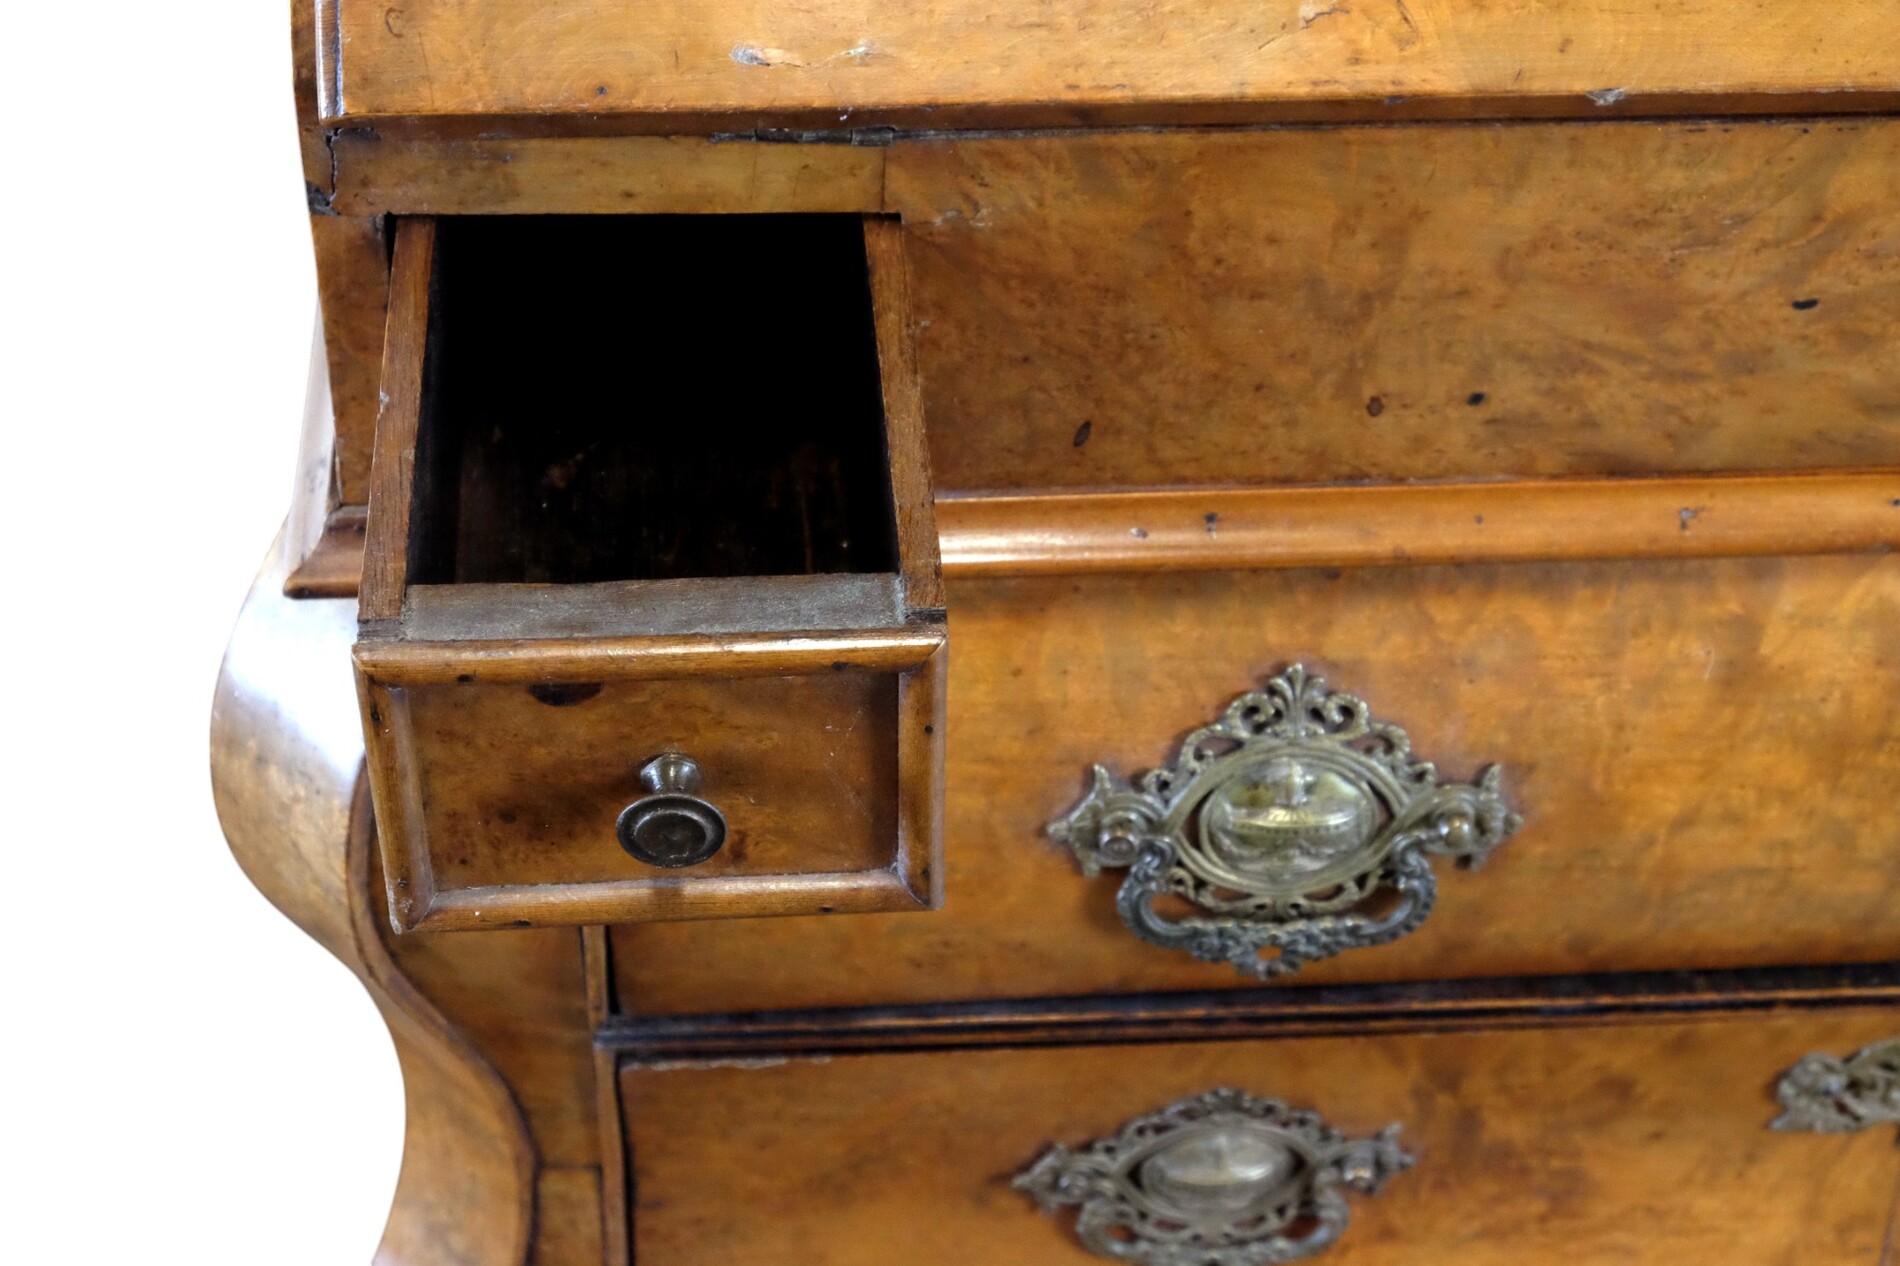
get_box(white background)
[5,3,403,1258]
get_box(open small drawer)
[354,215,945,932]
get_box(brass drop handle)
[1047,665,1521,979]
[616,753,728,868]
[1016,1087,1411,1263]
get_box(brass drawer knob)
[1015,1087,1411,1263]
[616,753,728,868]
[1771,1038,1900,1134]
[1048,664,1520,978]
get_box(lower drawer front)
[616,553,1900,1013]
[624,1009,1900,1265]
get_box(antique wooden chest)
[213,2,1900,1261]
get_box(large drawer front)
[621,1009,1900,1265]
[615,552,1900,1013]
[898,120,1900,492]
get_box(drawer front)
[616,552,1900,1013]
[895,119,1900,493]
[622,1010,1900,1265]
[393,671,896,889]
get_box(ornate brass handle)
[1771,1038,1900,1134]
[1047,665,1520,978]
[1015,1088,1411,1263]
[616,752,728,868]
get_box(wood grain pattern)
[285,504,368,598]
[592,1044,630,1266]
[290,0,329,192]
[326,0,1900,127]
[294,471,1900,596]
[375,889,598,1168]
[937,473,1900,575]
[614,552,1900,1014]
[623,1009,1900,1265]
[888,120,1900,490]
[364,665,943,930]
[418,868,924,931]
[310,214,390,506]
[531,1169,604,1266]
[212,527,536,1266]
[315,122,1900,522]
[331,132,886,217]
[357,626,945,683]
[404,672,898,890]
[866,217,946,612]
[895,642,948,908]
[358,217,433,623]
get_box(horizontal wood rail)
[290,472,1899,597]
[935,472,1900,576]
[323,0,1900,129]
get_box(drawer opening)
[409,213,899,589]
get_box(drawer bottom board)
[622,1008,1900,1264]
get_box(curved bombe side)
[209,343,542,1266]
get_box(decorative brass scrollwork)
[1771,1038,1900,1134]
[1014,1087,1411,1264]
[1047,665,1520,979]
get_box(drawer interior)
[409,213,898,588]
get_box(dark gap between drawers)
[598,961,1900,1061]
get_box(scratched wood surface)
[886,119,1900,491]
[325,0,1900,126]
[614,552,1900,1014]
[623,1009,1900,1265]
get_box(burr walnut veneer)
[219,3,1900,1263]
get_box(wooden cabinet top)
[318,0,1900,131]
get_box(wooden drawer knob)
[1047,664,1521,979]
[616,753,728,868]
[1016,1087,1410,1263]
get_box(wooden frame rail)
[290,471,1900,596]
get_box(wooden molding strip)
[292,472,1900,596]
[406,868,922,932]
[936,472,1900,576]
[355,627,946,684]
[598,962,1900,1059]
